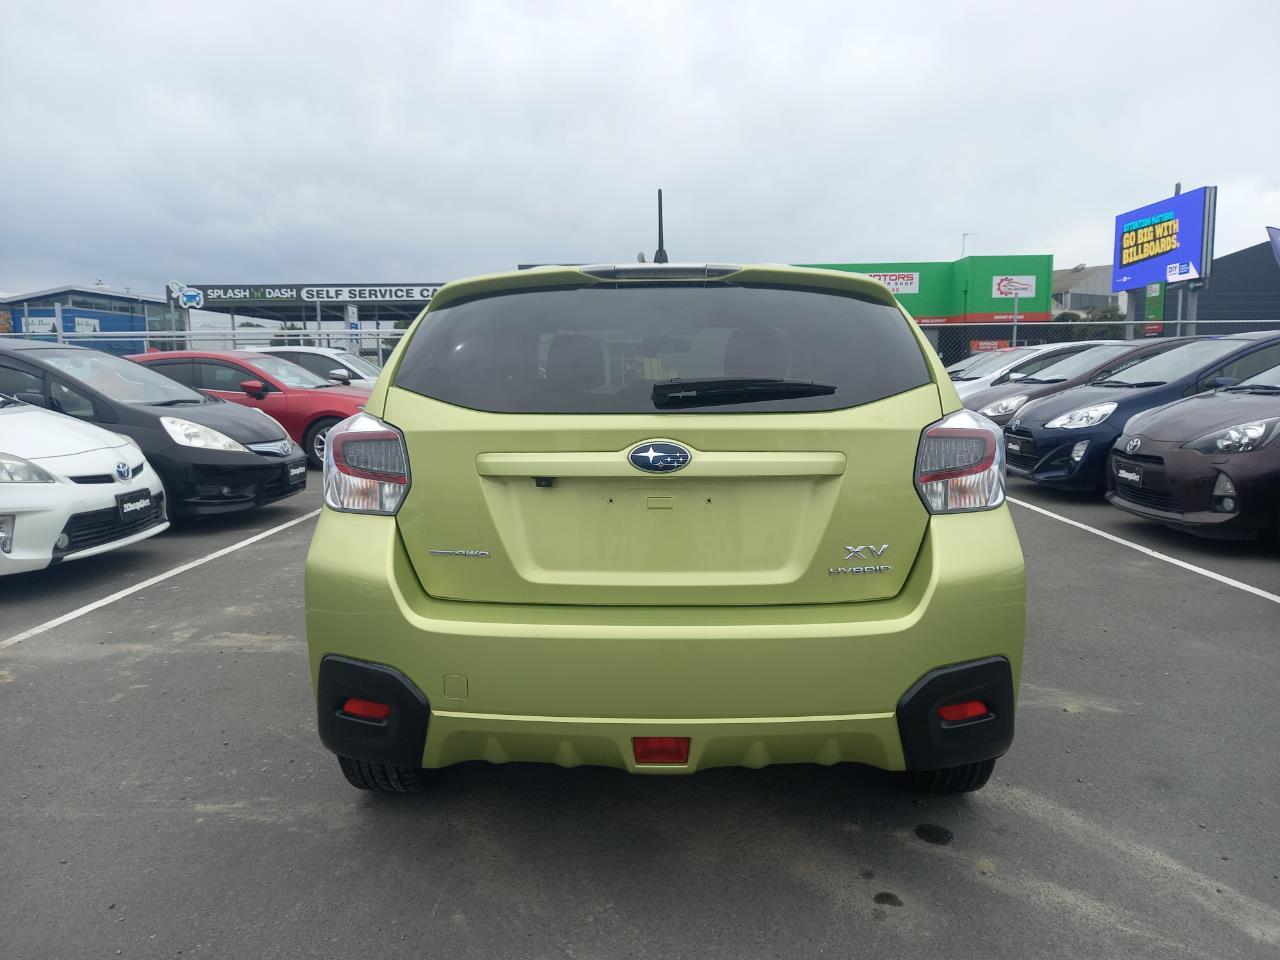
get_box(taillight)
[323,412,410,515]
[914,409,1005,514]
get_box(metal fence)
[921,318,1280,368]
[0,328,407,362]
[3,318,1279,369]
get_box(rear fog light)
[937,700,990,723]
[632,736,691,764]
[341,698,393,721]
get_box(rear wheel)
[304,417,340,469]
[337,755,433,793]
[908,758,996,795]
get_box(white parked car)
[255,346,380,389]
[951,341,1122,399]
[0,394,168,575]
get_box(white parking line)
[1008,496,1280,606]
[1,509,322,649]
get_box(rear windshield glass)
[393,284,931,414]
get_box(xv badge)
[845,544,889,561]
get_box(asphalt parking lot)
[2,478,1278,960]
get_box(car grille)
[1004,429,1039,470]
[53,493,166,558]
[1113,485,1180,512]
[1111,454,1180,513]
[263,465,307,501]
[70,463,145,484]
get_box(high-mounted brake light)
[323,412,411,515]
[914,409,1006,514]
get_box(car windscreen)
[953,348,1039,379]
[1098,339,1250,386]
[336,352,381,378]
[245,355,333,388]
[393,283,932,414]
[1236,361,1280,388]
[1019,344,1133,382]
[37,349,206,404]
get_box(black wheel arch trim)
[896,656,1015,771]
[316,655,430,768]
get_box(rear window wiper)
[652,377,837,409]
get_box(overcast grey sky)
[1,0,1276,295]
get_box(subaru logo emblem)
[627,440,691,474]
[114,462,131,482]
[1126,437,1142,454]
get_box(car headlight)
[978,394,1029,417]
[1183,417,1280,454]
[160,416,249,452]
[1045,402,1117,430]
[0,452,56,483]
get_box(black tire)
[337,755,433,794]
[304,417,340,469]
[908,758,996,795]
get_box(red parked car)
[128,350,369,468]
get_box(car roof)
[257,345,341,354]
[127,349,274,362]
[0,338,90,353]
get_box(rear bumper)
[305,509,1026,774]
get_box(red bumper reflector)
[341,697,392,721]
[632,736,691,764]
[937,700,989,723]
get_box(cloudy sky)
[1,0,1276,296]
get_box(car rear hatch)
[382,267,942,606]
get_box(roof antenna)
[653,189,669,264]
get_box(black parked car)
[1003,331,1280,491]
[0,341,307,517]
[1108,361,1280,540]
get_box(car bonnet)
[1125,390,1280,442]
[136,399,289,444]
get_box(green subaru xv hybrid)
[305,263,1025,795]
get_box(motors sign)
[1111,186,1217,292]
[866,272,920,295]
[192,284,444,304]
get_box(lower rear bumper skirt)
[896,656,1015,770]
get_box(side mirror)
[328,368,352,384]
[1210,376,1241,389]
[1006,371,1028,381]
[15,391,51,409]
[240,379,267,398]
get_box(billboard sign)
[1111,187,1216,292]
[192,284,443,305]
